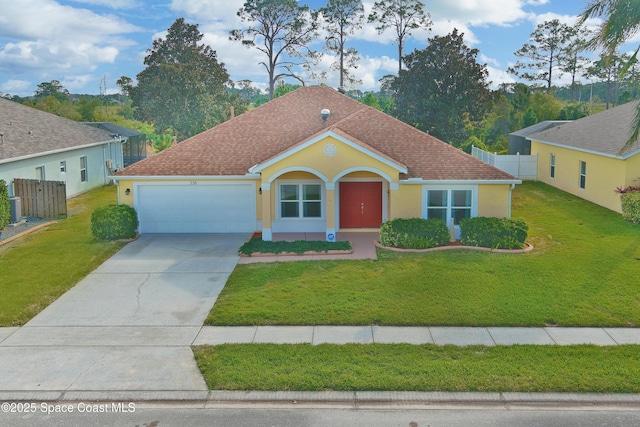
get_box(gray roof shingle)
[83,122,143,138]
[0,98,114,162]
[528,101,640,157]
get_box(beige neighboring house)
[113,86,521,240]
[528,101,640,213]
[0,98,125,198]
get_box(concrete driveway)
[0,233,248,397]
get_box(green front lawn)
[207,182,640,327]
[194,344,640,393]
[0,185,125,326]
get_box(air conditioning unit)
[9,197,21,224]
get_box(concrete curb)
[2,391,640,407]
[374,240,534,254]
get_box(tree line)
[3,0,638,154]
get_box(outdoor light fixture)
[259,187,262,195]
[125,188,131,195]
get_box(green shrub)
[239,238,352,255]
[460,217,528,249]
[380,218,449,249]
[90,204,139,241]
[620,191,640,224]
[0,179,10,229]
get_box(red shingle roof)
[115,86,515,181]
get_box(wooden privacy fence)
[13,178,67,219]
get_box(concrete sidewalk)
[3,324,640,348]
[193,325,640,346]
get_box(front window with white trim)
[279,183,322,219]
[426,188,474,225]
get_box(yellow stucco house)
[528,101,640,213]
[112,86,520,241]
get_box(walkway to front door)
[339,182,382,228]
[237,231,379,263]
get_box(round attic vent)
[321,108,331,120]
[323,143,337,157]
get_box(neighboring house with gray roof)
[527,101,640,213]
[508,120,570,155]
[83,122,147,167]
[0,98,125,197]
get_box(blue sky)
[0,0,636,97]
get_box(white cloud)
[0,79,31,94]
[0,0,145,95]
[430,20,479,45]
[62,74,96,92]
[68,0,143,9]
[0,0,141,42]
[200,31,265,83]
[480,54,500,68]
[530,12,578,27]
[170,0,244,24]
[427,0,529,27]
[0,40,119,73]
[0,2,139,68]
[486,65,516,89]
[355,55,397,90]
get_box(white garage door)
[136,182,256,233]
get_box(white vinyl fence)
[472,146,538,180]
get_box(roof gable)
[115,86,517,182]
[249,129,408,175]
[0,98,114,162]
[528,101,640,158]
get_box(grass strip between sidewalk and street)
[0,185,125,326]
[193,343,640,393]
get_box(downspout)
[102,143,107,184]
[508,184,515,218]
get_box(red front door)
[339,182,382,228]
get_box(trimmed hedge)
[90,204,139,241]
[620,191,640,224]
[239,238,352,256]
[0,179,10,229]
[460,217,528,249]
[380,218,449,249]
